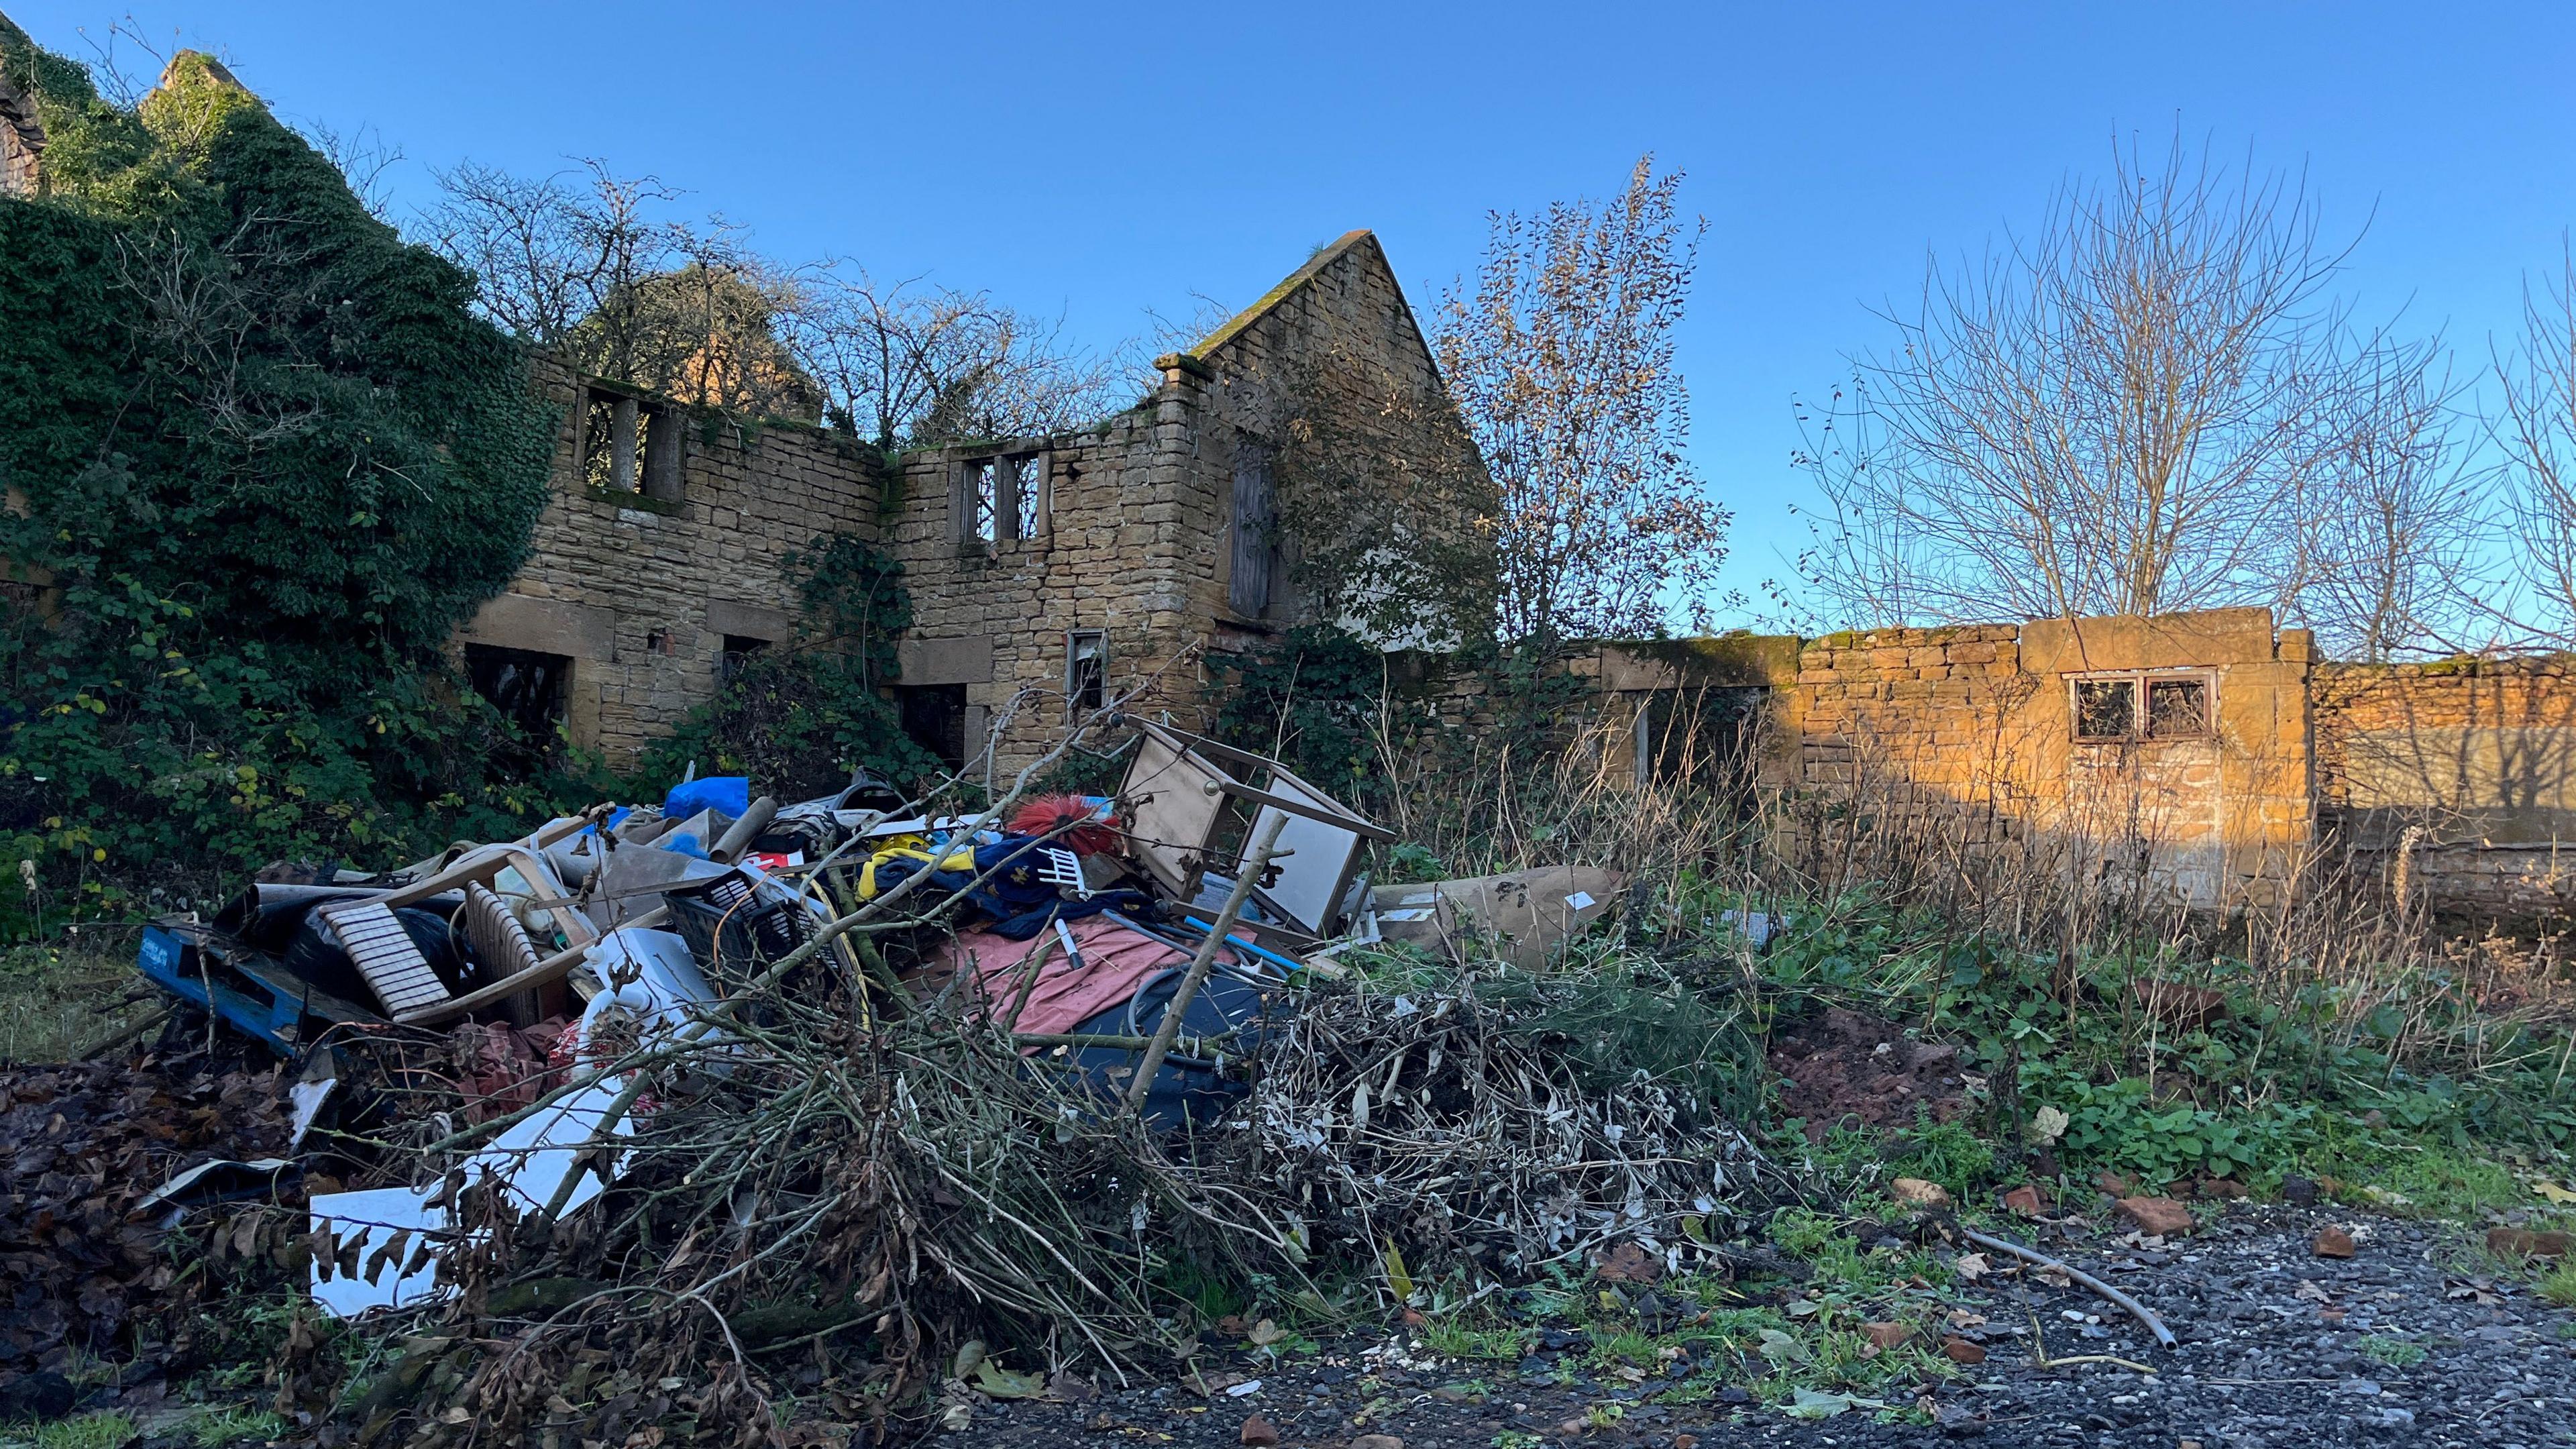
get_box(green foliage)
[637,534,936,798]
[1880,1112,1997,1199]
[1208,624,1408,801]
[2357,1334,2428,1366]
[1752,888,2576,1193]
[0,32,560,905]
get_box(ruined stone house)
[1564,607,2576,924]
[460,229,1476,775]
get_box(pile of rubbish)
[26,716,1775,1442]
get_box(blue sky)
[11,1,2575,625]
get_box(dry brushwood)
[383,973,1296,1447]
[1230,976,1784,1300]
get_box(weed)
[1766,1208,1837,1257]
[20,1413,136,1449]
[2538,1258,2576,1309]
[180,1405,290,1445]
[1417,1321,1533,1362]
[1884,1112,1998,1198]
[2356,1334,2428,1367]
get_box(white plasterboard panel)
[309,1187,447,1318]
[1248,773,1361,935]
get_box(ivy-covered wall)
[0,26,558,915]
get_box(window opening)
[2071,672,2215,741]
[2146,677,2210,737]
[1012,455,1042,540]
[965,460,998,543]
[466,644,570,759]
[900,684,968,768]
[1067,630,1107,714]
[2074,679,2136,741]
[720,635,770,686]
[582,387,681,500]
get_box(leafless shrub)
[294,118,403,222]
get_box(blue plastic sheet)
[663,776,749,822]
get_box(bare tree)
[2493,247,2576,647]
[1434,156,1731,641]
[424,159,833,419]
[422,158,691,361]
[426,160,1134,443]
[2292,340,2488,658]
[780,266,1130,448]
[1794,131,2463,647]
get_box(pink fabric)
[936,915,1238,1041]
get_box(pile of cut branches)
[1232,977,1784,1301]
[305,961,1782,1445]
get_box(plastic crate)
[665,880,813,985]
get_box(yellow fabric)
[852,841,973,900]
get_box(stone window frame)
[1065,629,1108,718]
[580,383,687,511]
[955,449,1050,549]
[2069,668,2218,743]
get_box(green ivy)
[635,534,937,799]
[0,32,559,912]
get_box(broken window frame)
[2068,669,2217,742]
[957,450,1048,547]
[1065,629,1107,716]
[580,385,685,502]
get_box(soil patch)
[1766,1006,1966,1139]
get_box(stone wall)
[877,230,1481,775]
[1711,610,2314,909]
[2313,656,2576,916]
[458,359,883,765]
[881,394,1207,771]
[0,72,41,197]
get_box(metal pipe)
[1961,1225,2177,1348]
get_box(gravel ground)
[964,1206,2576,1448]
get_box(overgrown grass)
[1326,698,2576,1226]
[176,1405,288,1445]
[4,1411,134,1449]
[2538,1259,2576,1307]
[0,936,157,1065]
